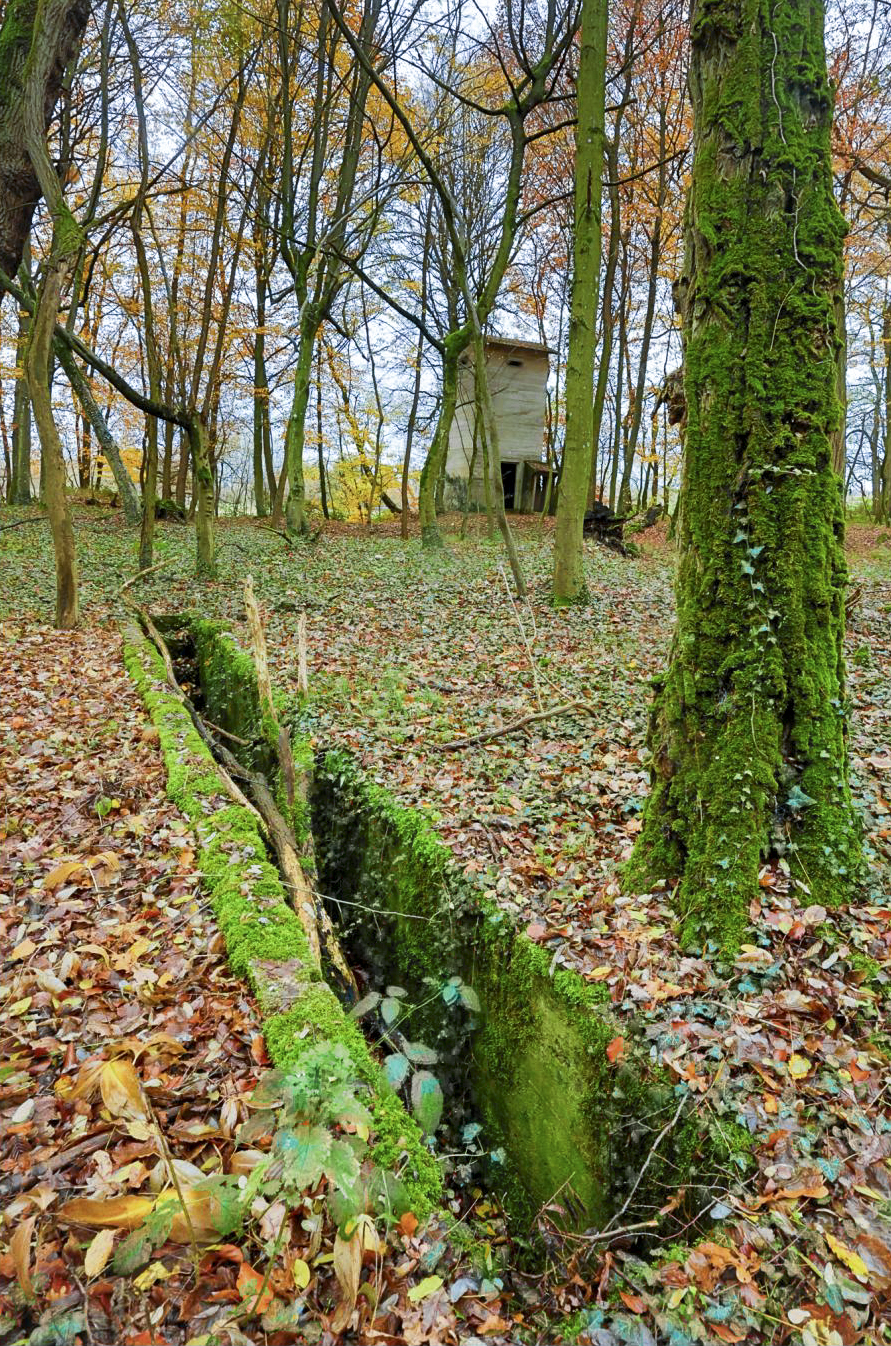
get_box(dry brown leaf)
[44,859,86,890]
[84,1227,116,1278]
[99,1060,147,1120]
[60,1186,219,1244]
[331,1228,362,1332]
[9,1215,37,1299]
[59,1195,155,1232]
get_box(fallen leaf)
[408,1274,443,1303]
[331,1229,362,1332]
[237,1262,274,1314]
[606,1036,626,1063]
[10,1215,37,1299]
[84,1228,116,1278]
[824,1232,869,1282]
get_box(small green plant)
[235,1041,374,1209]
[350,977,480,1139]
[113,1041,404,1280]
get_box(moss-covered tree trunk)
[283,323,315,537]
[26,249,79,627]
[419,337,462,546]
[190,415,216,576]
[628,0,860,949]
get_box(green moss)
[190,617,312,847]
[312,750,715,1232]
[628,0,861,953]
[122,624,442,1218]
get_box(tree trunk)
[552,0,608,604]
[880,297,891,522]
[283,322,315,536]
[0,0,91,280]
[253,261,270,517]
[402,329,424,539]
[190,415,216,575]
[55,343,141,524]
[628,0,860,950]
[11,263,32,503]
[419,336,462,546]
[26,256,78,626]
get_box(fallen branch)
[438,700,596,751]
[0,1127,113,1199]
[203,718,251,747]
[258,524,293,547]
[243,575,298,809]
[0,514,45,532]
[209,726,356,998]
[117,559,170,598]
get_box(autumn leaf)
[99,1059,148,1120]
[237,1262,274,1314]
[407,1274,443,1303]
[824,1232,870,1282]
[10,1215,37,1299]
[84,1228,117,1278]
[606,1036,626,1063]
[331,1229,362,1332]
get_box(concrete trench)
[153,612,723,1239]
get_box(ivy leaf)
[411,1071,443,1134]
[404,1041,438,1065]
[381,997,403,1026]
[458,984,480,1012]
[384,1053,410,1088]
[786,785,816,810]
[350,992,381,1019]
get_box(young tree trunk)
[628,0,860,949]
[552,0,608,603]
[253,257,270,517]
[190,415,216,575]
[402,330,424,539]
[11,276,32,502]
[283,324,315,536]
[26,255,78,627]
[419,336,462,546]
[55,343,141,524]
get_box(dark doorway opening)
[500,461,517,510]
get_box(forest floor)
[1,507,891,1346]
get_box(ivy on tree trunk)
[628,0,861,950]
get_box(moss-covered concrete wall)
[122,623,441,1217]
[311,750,712,1231]
[151,615,724,1237]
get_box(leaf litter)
[1,511,891,1343]
[0,622,494,1345]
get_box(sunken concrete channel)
[150,613,724,1236]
